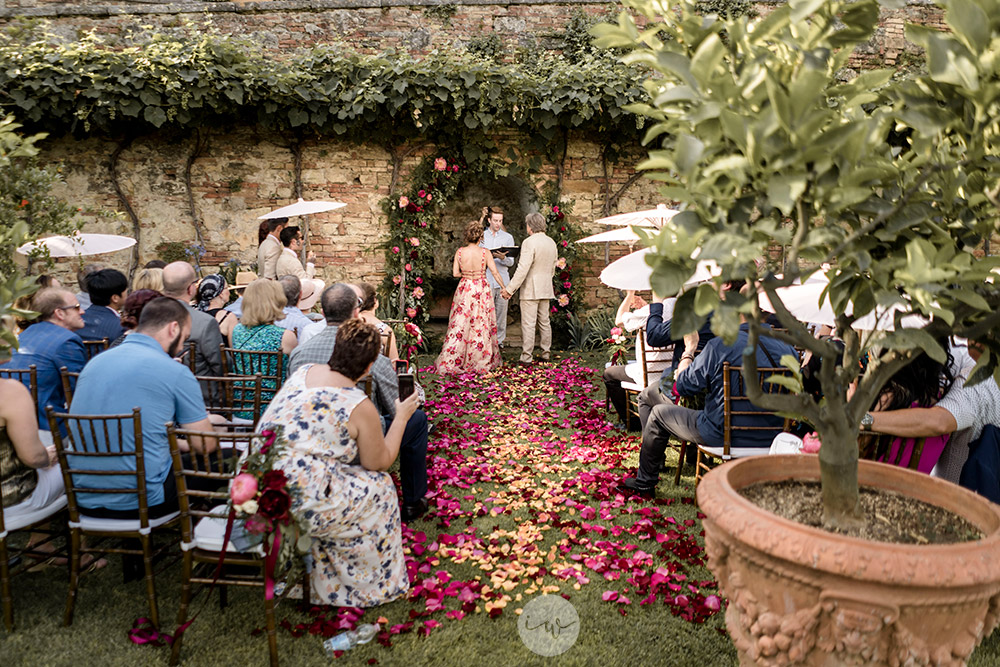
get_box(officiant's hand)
[492,250,507,259]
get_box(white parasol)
[595,204,680,228]
[758,276,929,330]
[599,248,721,292]
[258,198,347,220]
[576,227,643,244]
[17,233,137,258]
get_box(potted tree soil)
[595,0,1000,663]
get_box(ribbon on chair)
[264,525,281,600]
[128,508,238,647]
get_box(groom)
[501,212,558,365]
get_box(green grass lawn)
[3,349,998,666]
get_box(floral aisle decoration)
[230,427,311,599]
[394,320,425,363]
[545,199,587,328]
[381,154,469,329]
[605,326,630,365]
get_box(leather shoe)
[619,477,656,497]
[400,499,428,523]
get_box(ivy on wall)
[0,27,647,159]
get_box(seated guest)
[195,274,238,346]
[68,298,215,518]
[75,264,102,312]
[274,274,316,341]
[622,312,797,495]
[1,378,63,520]
[260,319,416,607]
[290,283,429,521]
[603,290,671,426]
[231,279,297,414]
[13,274,61,331]
[143,259,167,269]
[132,267,164,292]
[868,342,999,484]
[1,288,86,433]
[109,289,162,348]
[77,268,128,342]
[358,282,399,361]
[161,262,223,378]
[637,287,720,429]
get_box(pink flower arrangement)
[405,263,413,272]
[563,281,572,289]
[412,287,425,299]
[557,294,570,307]
[802,432,822,454]
[415,277,423,285]
[420,221,427,228]
[451,165,459,172]
[555,257,567,270]
[560,240,569,247]
[399,196,409,209]
[418,190,426,198]
[426,193,433,202]
[406,307,417,318]
[231,473,258,506]
[610,326,623,337]
[410,237,420,246]
[393,275,402,285]
[392,246,400,254]
[434,157,447,171]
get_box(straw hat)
[297,278,324,311]
[231,271,258,291]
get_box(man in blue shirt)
[275,274,316,340]
[69,297,216,517]
[2,287,87,433]
[479,206,515,347]
[622,316,796,495]
[77,268,128,342]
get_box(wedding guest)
[143,259,167,269]
[274,275,316,341]
[13,274,61,331]
[74,264,102,312]
[289,284,429,521]
[109,289,162,348]
[478,206,515,348]
[77,268,128,342]
[161,262,224,379]
[1,379,63,519]
[437,221,505,374]
[230,279,296,414]
[256,218,287,280]
[276,226,318,282]
[132,267,164,292]
[195,274,238,345]
[358,282,398,360]
[260,319,415,606]
[1,288,86,433]
[502,212,557,365]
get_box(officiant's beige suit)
[506,231,558,363]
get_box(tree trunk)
[817,423,864,530]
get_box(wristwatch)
[861,412,874,431]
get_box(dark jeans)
[384,409,429,506]
[637,403,704,486]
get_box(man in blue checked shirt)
[2,288,87,434]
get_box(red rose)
[406,202,419,213]
[261,469,287,490]
[410,250,419,259]
[257,488,291,524]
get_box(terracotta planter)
[697,455,1000,666]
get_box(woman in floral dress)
[258,320,419,607]
[435,220,506,374]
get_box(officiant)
[478,206,515,347]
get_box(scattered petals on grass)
[273,357,723,645]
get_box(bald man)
[161,261,223,379]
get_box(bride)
[435,220,506,374]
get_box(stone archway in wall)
[428,172,538,318]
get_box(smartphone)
[398,373,415,401]
[394,359,409,374]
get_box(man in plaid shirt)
[289,283,429,522]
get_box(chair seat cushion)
[73,510,179,534]
[621,381,643,392]
[2,494,68,533]
[193,506,265,555]
[698,445,771,460]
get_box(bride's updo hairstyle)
[464,220,483,244]
[328,319,382,381]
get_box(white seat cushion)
[73,510,179,534]
[698,445,772,460]
[193,505,265,555]
[621,381,643,392]
[2,495,67,533]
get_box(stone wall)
[40,127,659,314]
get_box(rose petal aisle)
[275,354,735,665]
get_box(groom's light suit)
[506,231,558,363]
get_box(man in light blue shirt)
[478,206,515,346]
[69,297,216,517]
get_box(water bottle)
[323,623,378,655]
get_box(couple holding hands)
[435,207,558,374]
